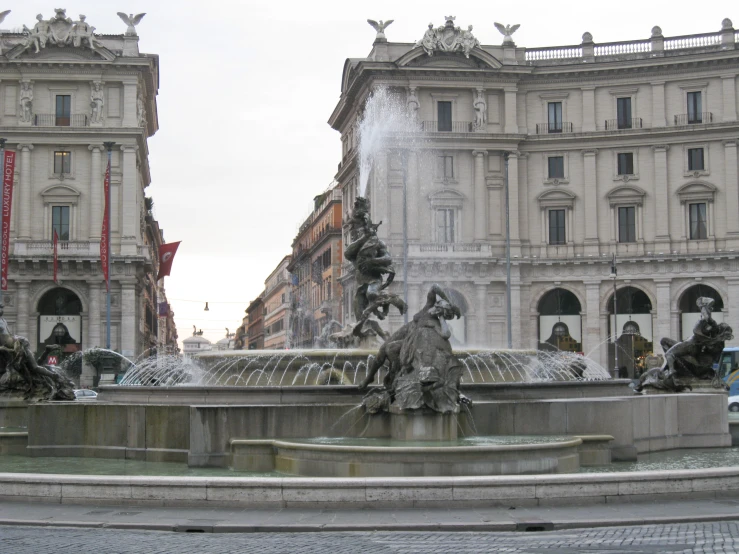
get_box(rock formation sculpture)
[343,196,406,343]
[359,284,470,414]
[633,297,733,393]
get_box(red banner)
[1,151,16,291]
[156,241,181,281]
[53,230,59,284]
[100,156,111,290]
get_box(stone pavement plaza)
[4,521,739,553]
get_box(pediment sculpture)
[415,16,480,58]
[18,9,101,55]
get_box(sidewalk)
[1,497,738,533]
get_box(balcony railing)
[14,240,96,256]
[535,122,574,134]
[409,243,494,257]
[674,112,713,125]
[604,118,643,130]
[33,114,89,127]
[421,121,473,133]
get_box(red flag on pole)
[100,154,111,291]
[0,150,16,291]
[156,242,181,281]
[53,230,59,284]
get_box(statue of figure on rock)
[359,284,471,414]
[343,196,406,343]
[633,297,733,393]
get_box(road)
[3,521,739,553]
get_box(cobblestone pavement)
[3,521,739,553]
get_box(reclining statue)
[633,297,733,393]
[0,303,75,401]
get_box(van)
[720,347,739,396]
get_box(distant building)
[288,185,343,347]
[246,295,264,350]
[263,255,291,349]
[330,16,739,375]
[182,333,212,357]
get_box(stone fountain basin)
[230,435,613,477]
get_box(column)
[722,75,737,122]
[475,283,488,347]
[18,144,33,240]
[88,281,101,349]
[510,283,522,348]
[472,150,487,241]
[582,150,599,254]
[16,282,29,338]
[652,145,670,249]
[655,280,672,347]
[120,145,139,255]
[725,141,739,236]
[504,88,518,134]
[507,152,520,251]
[651,81,666,127]
[406,151,419,241]
[88,145,103,241]
[581,86,596,132]
[121,283,137,356]
[728,278,739,348]
[584,282,601,363]
[122,82,138,127]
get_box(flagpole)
[103,142,115,350]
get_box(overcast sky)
[11,1,738,345]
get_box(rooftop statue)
[367,19,393,41]
[343,197,406,343]
[117,12,146,37]
[19,9,101,54]
[415,16,480,58]
[494,22,520,45]
[633,297,733,393]
[359,284,471,414]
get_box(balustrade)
[33,114,88,127]
[674,112,713,125]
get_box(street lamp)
[609,254,619,379]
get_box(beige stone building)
[0,9,167,380]
[330,17,739,375]
[263,255,291,349]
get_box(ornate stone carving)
[20,9,101,54]
[19,81,33,123]
[90,81,104,124]
[117,12,146,36]
[136,93,146,127]
[473,88,486,130]
[367,19,393,41]
[415,16,480,59]
[494,22,520,45]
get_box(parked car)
[73,389,98,400]
[729,394,739,412]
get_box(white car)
[729,395,739,412]
[74,389,98,400]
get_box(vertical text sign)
[1,151,16,290]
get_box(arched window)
[678,284,724,340]
[537,288,582,353]
[606,286,653,379]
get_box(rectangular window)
[437,101,452,132]
[689,202,708,240]
[438,155,454,179]
[52,206,70,241]
[55,95,71,126]
[617,153,634,175]
[548,102,562,133]
[53,151,71,174]
[437,208,455,243]
[688,148,705,171]
[548,209,566,245]
[617,97,632,129]
[618,206,636,243]
[687,92,702,123]
[548,156,565,179]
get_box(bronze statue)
[344,197,406,342]
[0,303,74,401]
[633,297,733,393]
[360,284,470,414]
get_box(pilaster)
[88,281,102,350]
[582,149,599,254]
[120,144,139,255]
[88,145,103,241]
[651,81,666,127]
[472,150,487,241]
[15,281,29,338]
[581,86,596,132]
[406,151,419,241]
[122,81,138,127]
[17,144,33,240]
[475,283,488,346]
[724,141,739,239]
[506,152,521,254]
[121,283,136,357]
[655,279,672,348]
[584,281,601,363]
[652,145,671,250]
[504,88,518,134]
[722,75,738,122]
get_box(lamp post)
[401,149,409,325]
[504,152,512,349]
[610,254,619,379]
